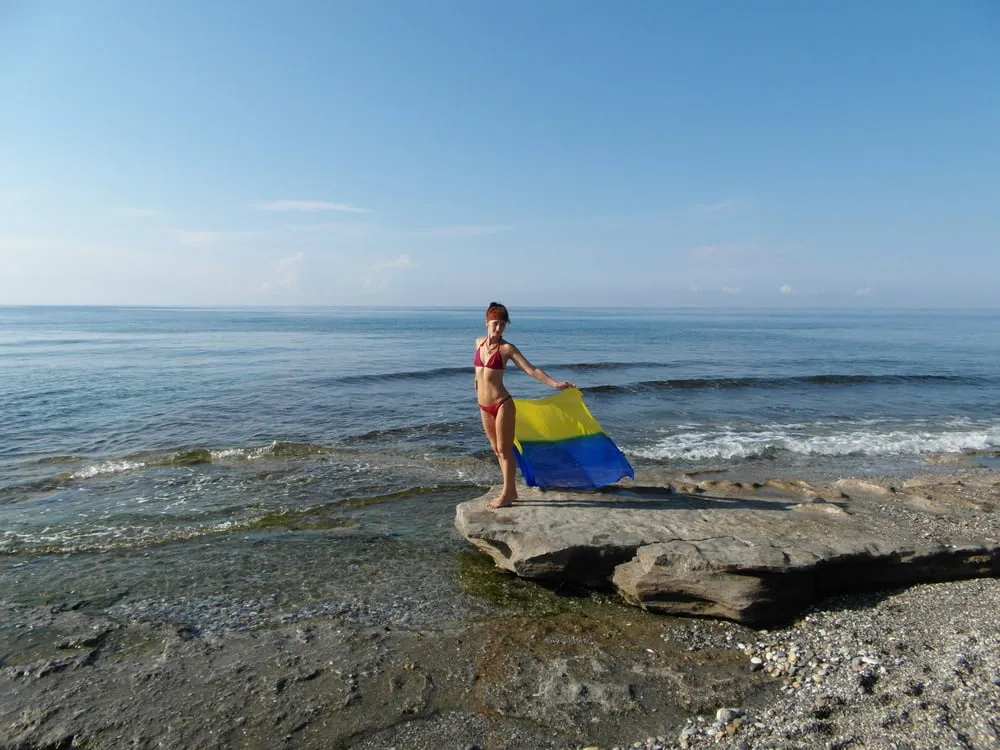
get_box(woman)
[474,302,574,509]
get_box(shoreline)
[2,466,998,749]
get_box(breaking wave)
[586,374,982,396]
[65,442,333,480]
[631,421,1000,462]
[342,422,465,445]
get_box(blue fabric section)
[513,433,635,489]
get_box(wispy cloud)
[257,200,374,214]
[163,228,256,247]
[721,286,740,294]
[855,287,872,296]
[780,284,795,294]
[411,225,512,238]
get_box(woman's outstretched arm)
[507,344,575,390]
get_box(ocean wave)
[632,423,1000,462]
[70,459,150,479]
[0,481,476,554]
[557,361,664,371]
[586,374,981,395]
[308,361,664,386]
[62,442,333,480]
[338,482,475,508]
[35,455,87,465]
[209,442,332,461]
[342,422,465,445]
[4,436,475,498]
[67,449,214,479]
[0,337,109,348]
[0,475,74,503]
[309,367,472,386]
[0,513,344,555]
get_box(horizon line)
[2,304,999,312]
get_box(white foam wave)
[632,423,1000,462]
[71,459,147,479]
[0,517,259,554]
[208,441,328,462]
[210,446,263,461]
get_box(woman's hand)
[554,380,575,390]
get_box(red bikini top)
[474,341,504,370]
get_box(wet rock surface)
[0,584,771,750]
[456,472,1000,625]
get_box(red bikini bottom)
[478,395,512,417]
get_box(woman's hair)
[485,301,509,322]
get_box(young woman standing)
[474,302,574,508]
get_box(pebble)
[623,563,1000,750]
[715,707,742,723]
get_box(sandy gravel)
[615,577,1000,750]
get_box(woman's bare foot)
[487,493,517,509]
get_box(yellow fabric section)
[512,388,603,446]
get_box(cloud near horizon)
[376,253,415,270]
[362,253,415,294]
[257,200,374,214]
[780,284,795,294]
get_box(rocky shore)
[455,471,1000,626]
[2,469,999,750]
[619,575,1000,750]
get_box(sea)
[2,306,1000,633]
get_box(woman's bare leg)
[480,408,499,457]
[488,400,517,508]
[481,408,506,507]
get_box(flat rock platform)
[455,473,1000,625]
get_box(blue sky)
[1,1,997,307]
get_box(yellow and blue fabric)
[512,388,634,489]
